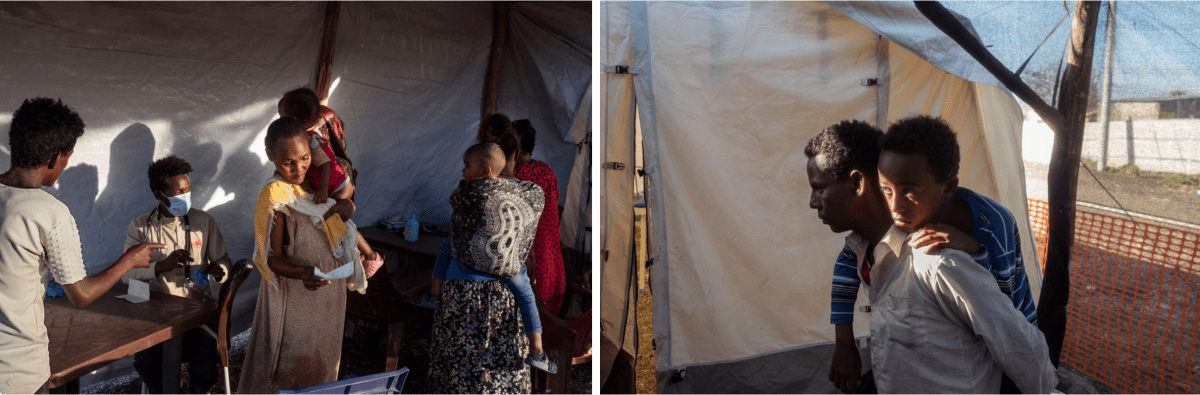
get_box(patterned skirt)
[428,280,530,394]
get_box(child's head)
[278,87,322,130]
[9,98,85,184]
[462,142,504,183]
[265,116,311,185]
[877,115,960,233]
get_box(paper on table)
[116,279,150,303]
[313,262,354,280]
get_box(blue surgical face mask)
[162,191,191,217]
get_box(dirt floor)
[634,292,655,394]
[80,317,591,394]
[1026,161,1200,226]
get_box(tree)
[1023,62,1103,116]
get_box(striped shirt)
[830,187,1037,325]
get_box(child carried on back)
[417,142,557,373]
[278,89,384,277]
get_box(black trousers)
[133,322,220,394]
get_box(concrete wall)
[1080,119,1200,174]
[1022,118,1200,175]
[1111,102,1160,120]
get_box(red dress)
[515,160,565,312]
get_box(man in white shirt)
[121,155,231,393]
[0,98,163,394]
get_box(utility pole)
[1041,0,1101,367]
[1098,1,1117,171]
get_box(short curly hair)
[9,98,85,169]
[265,116,308,155]
[513,119,536,153]
[803,120,883,181]
[279,87,321,130]
[147,155,193,193]
[879,115,959,182]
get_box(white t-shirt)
[0,184,87,393]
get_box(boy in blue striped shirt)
[875,116,1036,325]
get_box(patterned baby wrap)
[449,177,544,278]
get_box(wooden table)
[352,225,448,372]
[357,225,445,298]
[45,287,218,393]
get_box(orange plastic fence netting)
[1027,199,1200,394]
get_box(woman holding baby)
[237,116,366,393]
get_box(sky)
[944,1,1200,101]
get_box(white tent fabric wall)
[0,1,590,388]
[327,1,493,228]
[558,86,591,252]
[599,0,639,383]
[329,1,590,228]
[605,1,1041,392]
[0,2,325,386]
[0,1,324,278]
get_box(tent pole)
[1042,0,1101,368]
[481,2,510,118]
[913,1,1065,135]
[315,1,340,102]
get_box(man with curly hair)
[867,115,1056,393]
[120,155,232,393]
[0,98,163,394]
[804,120,895,393]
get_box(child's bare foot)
[363,250,384,279]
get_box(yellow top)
[252,178,346,285]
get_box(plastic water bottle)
[404,209,420,242]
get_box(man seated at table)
[120,155,232,394]
[0,98,163,394]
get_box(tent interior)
[601,2,1044,393]
[0,1,590,388]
